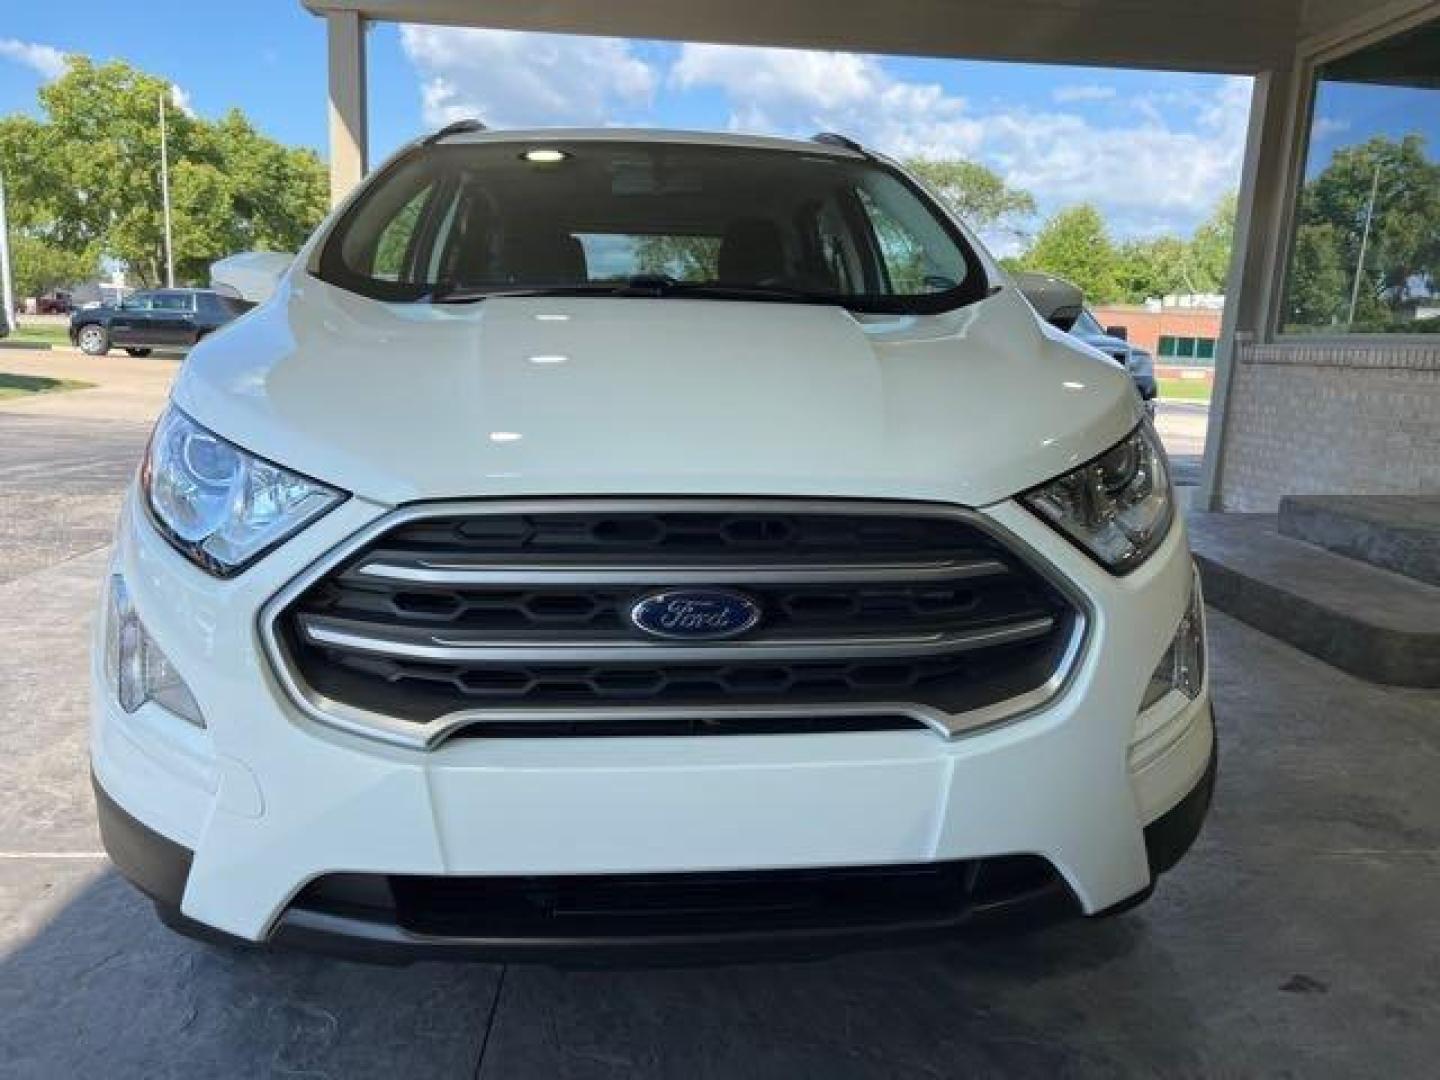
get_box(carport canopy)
[299,0,1440,512]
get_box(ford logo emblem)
[628,590,763,641]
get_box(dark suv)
[69,288,247,356]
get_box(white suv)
[92,125,1213,963]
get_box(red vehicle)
[36,292,74,315]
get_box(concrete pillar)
[326,11,369,207]
[1196,64,1300,511]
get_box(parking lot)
[2,353,1438,1077]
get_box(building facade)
[1091,303,1225,368]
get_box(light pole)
[159,91,175,289]
[0,171,14,335]
[1345,163,1382,328]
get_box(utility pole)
[1346,163,1382,327]
[0,171,14,335]
[159,91,175,288]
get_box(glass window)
[371,185,434,281]
[1176,337,1198,359]
[570,233,723,282]
[122,293,153,311]
[1070,309,1106,337]
[317,140,986,314]
[1196,337,1217,361]
[152,292,193,312]
[855,182,965,295]
[1280,18,1440,335]
[1158,335,1177,357]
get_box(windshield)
[314,140,987,313]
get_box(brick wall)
[1217,340,1440,511]
[1090,306,1224,356]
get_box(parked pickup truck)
[92,124,1213,964]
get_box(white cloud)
[1312,115,1350,140]
[400,26,657,128]
[0,37,67,81]
[672,43,1250,239]
[1052,84,1116,104]
[398,31,1249,241]
[169,84,196,118]
[671,44,984,157]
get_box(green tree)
[1189,192,1237,292]
[1114,235,1195,302]
[1283,221,1349,328]
[904,158,1036,239]
[634,234,721,280]
[1018,204,1120,301]
[0,56,328,287]
[7,235,97,299]
[1291,134,1440,329]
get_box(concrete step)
[1278,495,1440,588]
[1188,512,1440,688]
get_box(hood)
[174,276,1139,508]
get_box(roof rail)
[810,132,866,155]
[422,118,488,146]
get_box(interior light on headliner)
[1062,381,1086,390]
[489,431,523,443]
[522,149,568,163]
[528,355,568,364]
[535,313,570,321]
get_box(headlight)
[1020,422,1174,573]
[142,407,344,576]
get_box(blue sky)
[0,0,1269,249]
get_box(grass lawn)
[1158,376,1213,404]
[4,323,72,347]
[0,372,95,400]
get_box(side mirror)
[210,251,296,306]
[1105,324,1129,341]
[1012,270,1085,325]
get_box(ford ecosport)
[92,124,1214,963]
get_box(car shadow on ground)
[0,860,1174,1079]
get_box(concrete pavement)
[1154,401,1209,488]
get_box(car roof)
[435,126,867,159]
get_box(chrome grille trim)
[259,499,1091,750]
[350,556,1011,586]
[295,613,1057,663]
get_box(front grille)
[379,509,979,563]
[271,501,1083,744]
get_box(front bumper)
[94,744,1214,965]
[91,489,1214,954]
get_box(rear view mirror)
[210,251,296,306]
[1106,325,1129,341]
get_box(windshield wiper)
[425,283,617,304]
[614,275,848,306]
[423,276,847,307]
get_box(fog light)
[105,576,205,726]
[1141,566,1206,711]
